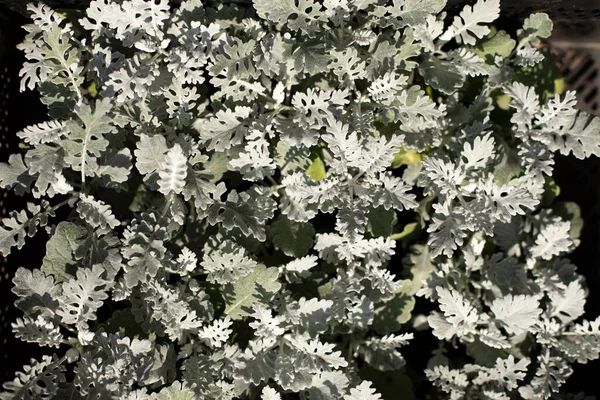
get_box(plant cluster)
[0,0,599,398]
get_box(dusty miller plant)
[0,0,599,398]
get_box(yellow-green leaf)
[391,149,422,169]
[87,82,98,98]
[390,222,419,241]
[495,93,511,110]
[305,155,326,181]
[554,77,564,95]
[474,28,516,64]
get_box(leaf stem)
[266,175,279,186]
[161,192,177,220]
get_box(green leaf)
[367,207,397,238]
[203,152,230,183]
[418,54,465,95]
[86,81,98,98]
[271,215,315,258]
[513,48,562,102]
[552,202,583,240]
[466,339,509,367]
[474,28,516,63]
[223,265,281,319]
[415,194,436,226]
[42,222,87,283]
[359,364,416,400]
[373,288,415,335]
[519,13,552,46]
[101,308,147,337]
[493,142,522,186]
[305,154,326,181]
[391,149,422,169]
[540,177,560,208]
[494,92,512,110]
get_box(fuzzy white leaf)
[76,194,120,235]
[505,82,540,130]
[490,294,541,335]
[531,221,577,260]
[425,365,468,400]
[371,172,418,211]
[56,265,110,329]
[343,381,381,400]
[261,387,281,400]
[12,315,63,348]
[461,133,495,170]
[17,120,66,145]
[536,91,578,132]
[176,247,198,274]
[427,202,468,258]
[450,0,500,45]
[194,106,252,152]
[429,287,478,339]
[549,281,586,324]
[198,317,233,348]
[368,72,407,104]
[335,206,367,243]
[158,144,188,195]
[201,240,257,285]
[419,157,465,198]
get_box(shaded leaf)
[271,215,315,258]
[223,265,282,319]
[42,222,87,283]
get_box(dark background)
[0,1,51,383]
[0,0,598,396]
